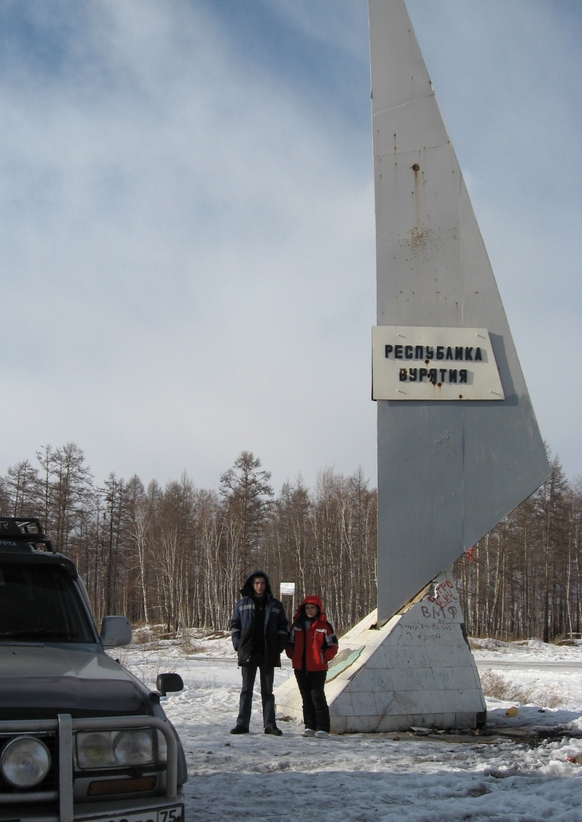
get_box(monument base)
[275,572,486,734]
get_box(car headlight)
[76,729,156,769]
[1,737,51,788]
[114,730,154,765]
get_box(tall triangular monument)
[276,0,549,733]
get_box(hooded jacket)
[230,570,288,667]
[286,595,338,673]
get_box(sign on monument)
[372,326,504,401]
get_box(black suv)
[0,517,186,821]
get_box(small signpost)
[280,582,295,618]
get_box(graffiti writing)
[421,604,458,620]
[427,579,458,610]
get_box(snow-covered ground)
[117,631,582,821]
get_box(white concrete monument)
[276,0,548,733]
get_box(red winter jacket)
[285,595,338,672]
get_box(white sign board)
[280,582,296,596]
[372,326,504,401]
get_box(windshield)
[0,562,95,642]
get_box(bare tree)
[4,460,39,516]
[220,451,274,591]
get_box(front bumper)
[0,715,184,822]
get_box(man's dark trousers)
[236,655,276,729]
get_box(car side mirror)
[100,615,132,647]
[157,672,184,696]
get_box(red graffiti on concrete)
[422,580,459,620]
[428,579,458,609]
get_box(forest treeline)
[1,443,580,641]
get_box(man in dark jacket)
[230,570,288,735]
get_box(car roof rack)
[0,517,55,552]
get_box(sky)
[1,0,580,493]
[126,632,582,819]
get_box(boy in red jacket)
[286,594,338,738]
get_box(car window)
[0,563,95,642]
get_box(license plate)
[102,806,182,822]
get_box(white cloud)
[0,0,579,489]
